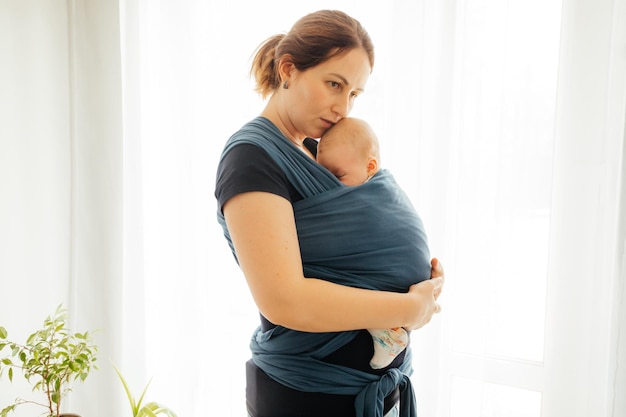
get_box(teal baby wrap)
[217,117,431,417]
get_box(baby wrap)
[217,117,431,417]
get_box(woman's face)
[283,48,371,140]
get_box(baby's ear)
[367,156,379,176]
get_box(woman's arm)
[224,191,442,333]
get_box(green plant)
[0,304,98,417]
[114,366,178,417]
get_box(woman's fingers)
[429,258,444,302]
[429,278,442,314]
[405,276,444,330]
[430,257,444,278]
[429,276,444,290]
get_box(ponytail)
[250,34,285,99]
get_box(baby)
[317,117,380,186]
[318,117,411,370]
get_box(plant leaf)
[141,402,178,417]
[136,378,153,411]
[0,327,7,339]
[137,407,158,417]
[114,366,138,414]
[1,404,16,417]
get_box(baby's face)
[317,139,371,186]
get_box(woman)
[215,10,444,417]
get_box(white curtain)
[1,1,624,417]
[1,0,125,416]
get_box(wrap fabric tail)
[218,117,431,417]
[250,325,417,417]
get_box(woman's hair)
[250,10,375,99]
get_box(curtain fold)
[0,1,77,415]
[66,0,125,415]
[0,1,126,416]
[542,0,626,414]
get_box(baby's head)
[318,117,380,186]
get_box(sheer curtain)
[122,0,626,416]
[1,1,126,416]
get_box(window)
[124,1,624,416]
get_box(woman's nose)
[332,95,352,119]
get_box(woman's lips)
[320,118,334,129]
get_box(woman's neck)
[261,106,305,145]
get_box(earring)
[283,81,289,89]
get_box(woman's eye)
[329,81,341,89]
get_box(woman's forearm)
[269,276,437,332]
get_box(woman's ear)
[278,55,296,86]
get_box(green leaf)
[140,402,178,417]
[137,407,158,417]
[136,378,153,411]
[0,304,99,415]
[1,404,16,417]
[114,366,138,414]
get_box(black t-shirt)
[215,140,405,417]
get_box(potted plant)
[114,366,178,417]
[0,304,98,417]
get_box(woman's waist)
[320,329,409,374]
[256,321,409,375]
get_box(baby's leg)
[367,327,409,370]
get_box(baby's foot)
[368,327,409,369]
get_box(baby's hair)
[250,10,374,99]
[321,117,381,163]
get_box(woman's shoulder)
[231,116,281,142]
[215,141,302,210]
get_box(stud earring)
[283,81,289,89]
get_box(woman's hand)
[430,257,444,302]
[405,258,444,331]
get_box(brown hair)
[250,10,375,99]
